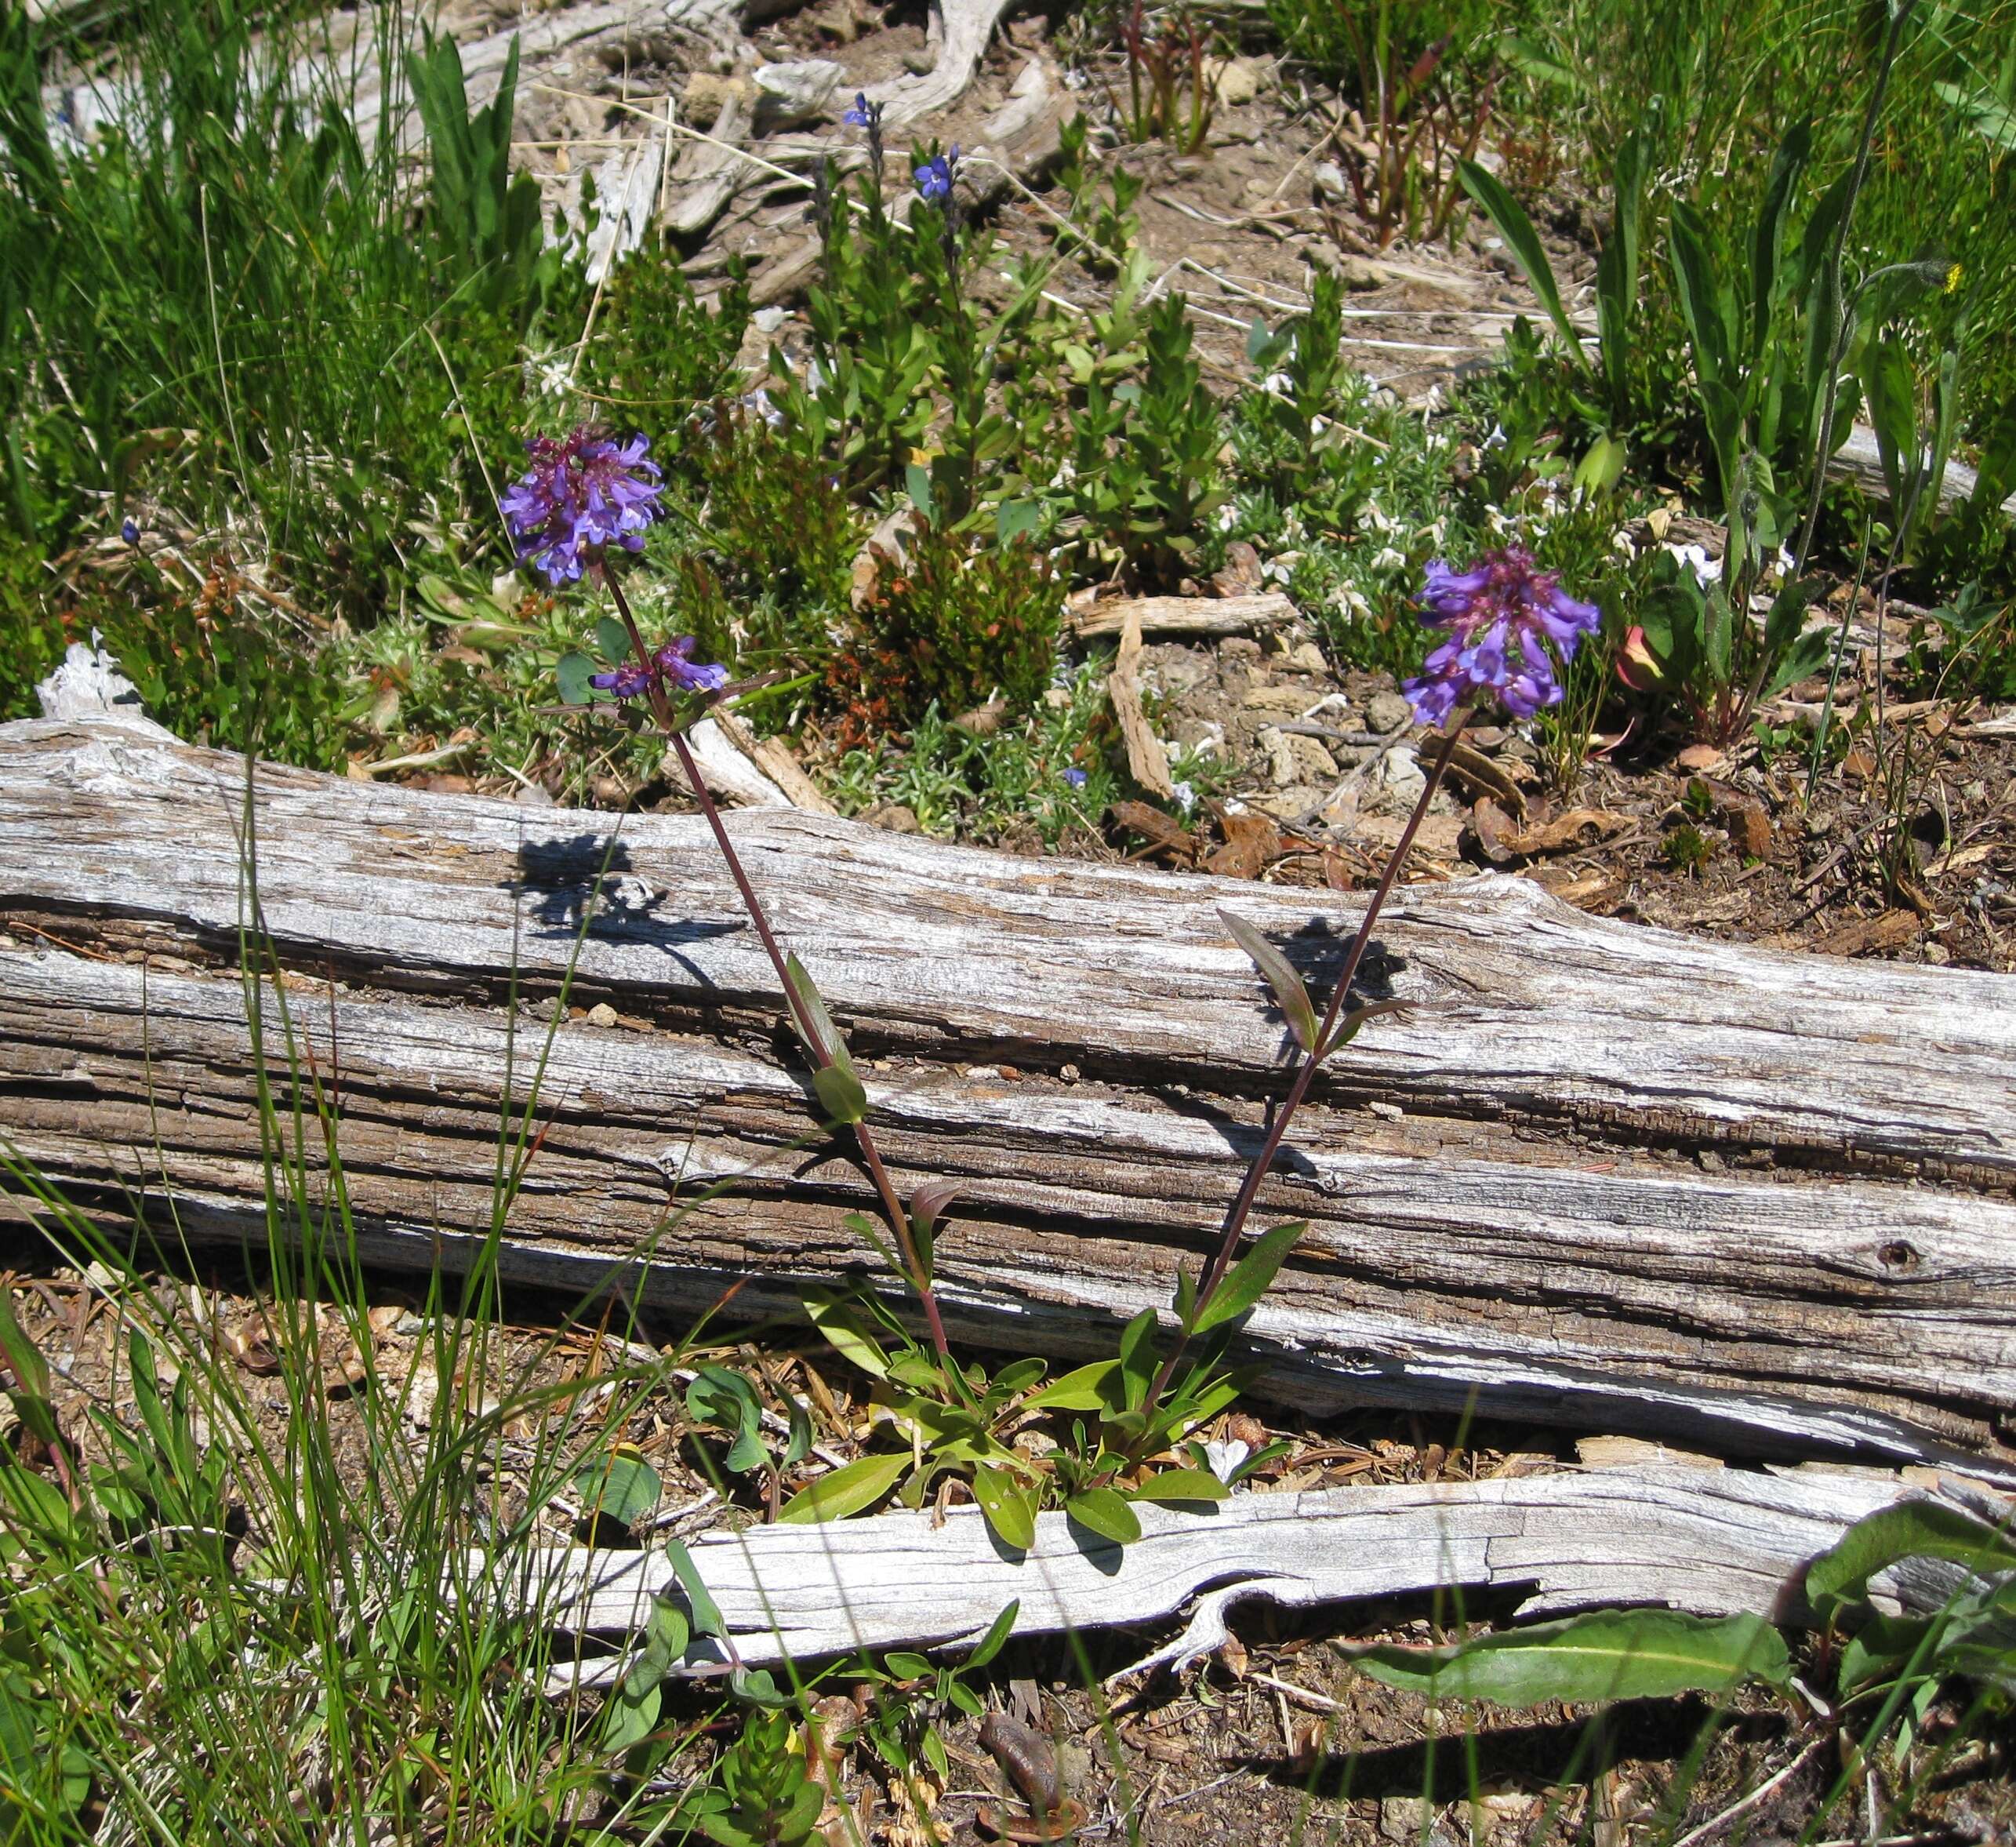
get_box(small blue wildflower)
[590,663,655,700]
[120,518,140,544]
[843,92,874,128]
[1400,547,1600,728]
[912,145,960,202]
[502,427,664,588]
[1062,767,1088,788]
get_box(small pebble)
[587,1002,619,1027]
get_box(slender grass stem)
[598,569,954,1368]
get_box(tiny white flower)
[1171,780,1197,811]
[1665,541,1722,585]
[1371,545,1408,572]
[1484,422,1509,451]
[1203,1438,1250,1484]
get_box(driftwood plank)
[525,1462,1998,1686]
[2,713,2015,1467]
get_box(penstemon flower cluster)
[500,429,663,588]
[1401,546,1600,726]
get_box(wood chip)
[1069,592,1295,642]
[1201,807,1282,881]
[1106,605,1176,800]
[1106,800,1193,864]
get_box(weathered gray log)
[525,1460,2003,1685]
[3,714,2016,1471]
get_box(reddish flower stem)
[1138,707,1471,1424]
[598,573,954,1367]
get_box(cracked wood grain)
[2,715,2014,1467]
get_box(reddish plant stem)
[1138,708,1472,1422]
[598,573,954,1366]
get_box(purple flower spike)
[1400,547,1600,728]
[502,426,665,588]
[913,145,959,202]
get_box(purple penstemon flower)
[501,426,664,588]
[1400,547,1600,727]
[912,145,959,202]
[590,635,728,704]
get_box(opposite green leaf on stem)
[1340,1609,1791,1706]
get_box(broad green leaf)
[967,1598,1021,1668]
[905,460,935,524]
[1761,627,1831,704]
[778,1451,910,1523]
[1117,1308,1159,1410]
[663,1536,726,1638]
[1065,1487,1142,1547]
[988,1357,1048,1399]
[1836,1609,1932,1695]
[1748,120,1811,365]
[972,1466,1037,1551]
[621,1594,692,1697]
[1703,586,1734,685]
[594,616,631,664]
[801,1289,892,1380]
[555,650,598,707]
[685,1365,768,1474]
[1669,202,1731,396]
[1341,1609,1789,1706]
[1128,1467,1230,1505]
[1862,333,1917,520]
[1025,1359,1124,1413]
[1807,1501,2016,1621]
[884,1651,934,1681]
[949,1680,985,1718]
[1192,1221,1306,1334]
[782,1397,813,1471]
[812,1062,869,1126]
[784,952,855,1075]
[573,1449,662,1525]
[1596,133,1646,422]
[995,499,1041,546]
[1575,434,1626,496]
[1457,160,1584,368]
[1219,909,1318,1052]
[603,1678,663,1754]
